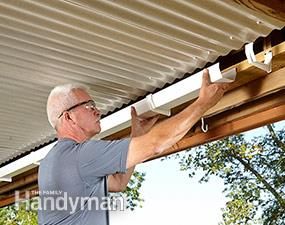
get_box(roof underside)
[0,0,284,166]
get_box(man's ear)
[63,111,72,122]
[63,111,78,127]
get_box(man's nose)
[94,108,101,117]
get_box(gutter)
[0,63,236,182]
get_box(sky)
[110,120,285,225]
[111,157,226,225]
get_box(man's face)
[69,89,101,137]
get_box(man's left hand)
[130,106,159,137]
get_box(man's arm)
[126,69,229,169]
[108,107,159,192]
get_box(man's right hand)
[197,69,229,111]
[126,68,230,169]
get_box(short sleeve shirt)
[38,138,130,225]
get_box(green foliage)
[124,171,145,210]
[110,170,146,210]
[220,198,256,225]
[178,124,285,225]
[0,198,38,225]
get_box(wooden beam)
[0,187,38,208]
[151,95,285,160]
[206,66,285,116]
[0,173,38,195]
[234,0,285,22]
[204,90,285,131]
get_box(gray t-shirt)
[38,138,130,225]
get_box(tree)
[0,171,145,224]
[109,170,146,211]
[177,124,285,224]
[0,198,38,225]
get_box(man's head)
[47,84,101,139]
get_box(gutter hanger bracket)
[30,152,41,165]
[245,42,272,73]
[146,94,171,117]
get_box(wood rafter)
[234,0,285,22]
[206,65,285,117]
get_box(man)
[38,69,228,224]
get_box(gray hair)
[47,83,90,128]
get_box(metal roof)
[0,0,284,166]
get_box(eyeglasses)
[58,100,97,118]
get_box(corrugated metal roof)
[0,0,284,165]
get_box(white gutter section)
[96,63,236,139]
[0,63,236,182]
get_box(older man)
[38,69,228,224]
